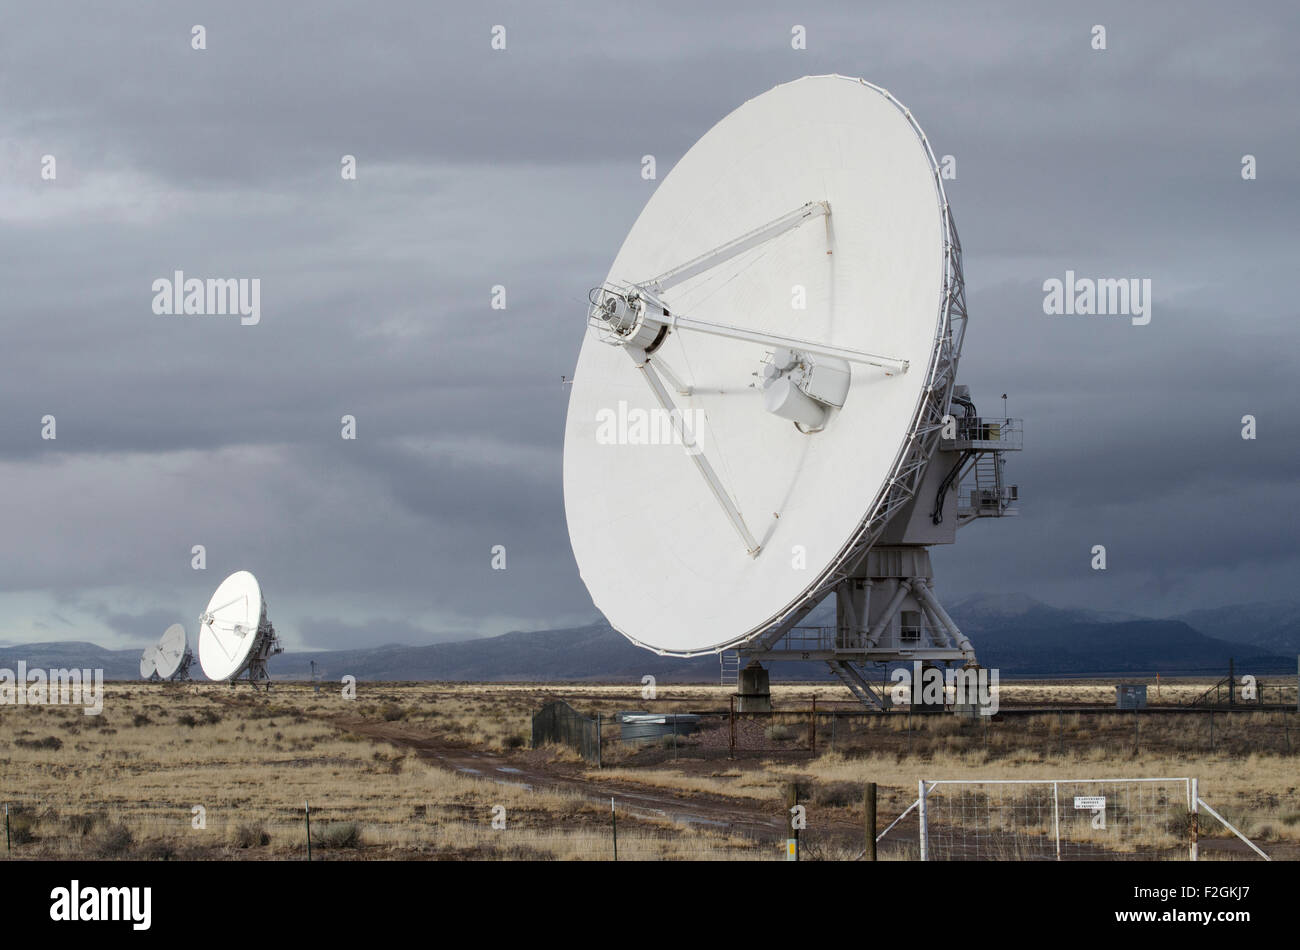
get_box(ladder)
[719,651,740,686]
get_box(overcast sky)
[1,1,1296,652]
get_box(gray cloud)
[0,0,1296,652]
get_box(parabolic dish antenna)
[154,622,193,681]
[564,75,952,656]
[139,646,159,680]
[198,570,282,687]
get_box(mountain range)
[1,595,1295,682]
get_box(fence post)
[809,695,817,756]
[1189,778,1198,861]
[596,714,602,769]
[786,783,800,862]
[610,797,618,861]
[305,799,312,862]
[864,783,877,861]
[4,804,9,852]
[1052,781,1061,861]
[917,780,929,861]
[729,694,736,759]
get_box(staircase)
[829,660,887,709]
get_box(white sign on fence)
[1073,796,1106,810]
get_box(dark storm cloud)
[0,0,1296,651]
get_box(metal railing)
[950,416,1023,449]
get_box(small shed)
[1115,684,1148,709]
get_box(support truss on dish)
[169,649,196,682]
[227,606,281,689]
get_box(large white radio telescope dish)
[198,570,282,685]
[564,76,952,656]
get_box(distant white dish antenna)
[564,76,1022,707]
[153,623,195,681]
[198,571,283,688]
[139,646,160,681]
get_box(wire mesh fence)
[919,778,1193,861]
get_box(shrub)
[15,735,62,751]
[231,822,271,849]
[94,823,135,857]
[177,714,197,728]
[132,713,152,727]
[313,821,362,850]
[66,812,101,837]
[504,734,526,750]
[381,704,406,722]
[812,781,861,808]
[8,808,38,845]
[139,840,177,861]
[765,724,794,742]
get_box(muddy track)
[328,714,799,841]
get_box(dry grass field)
[1,679,1296,861]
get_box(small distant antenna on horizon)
[152,623,194,682]
[140,646,159,682]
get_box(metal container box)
[1115,684,1147,709]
